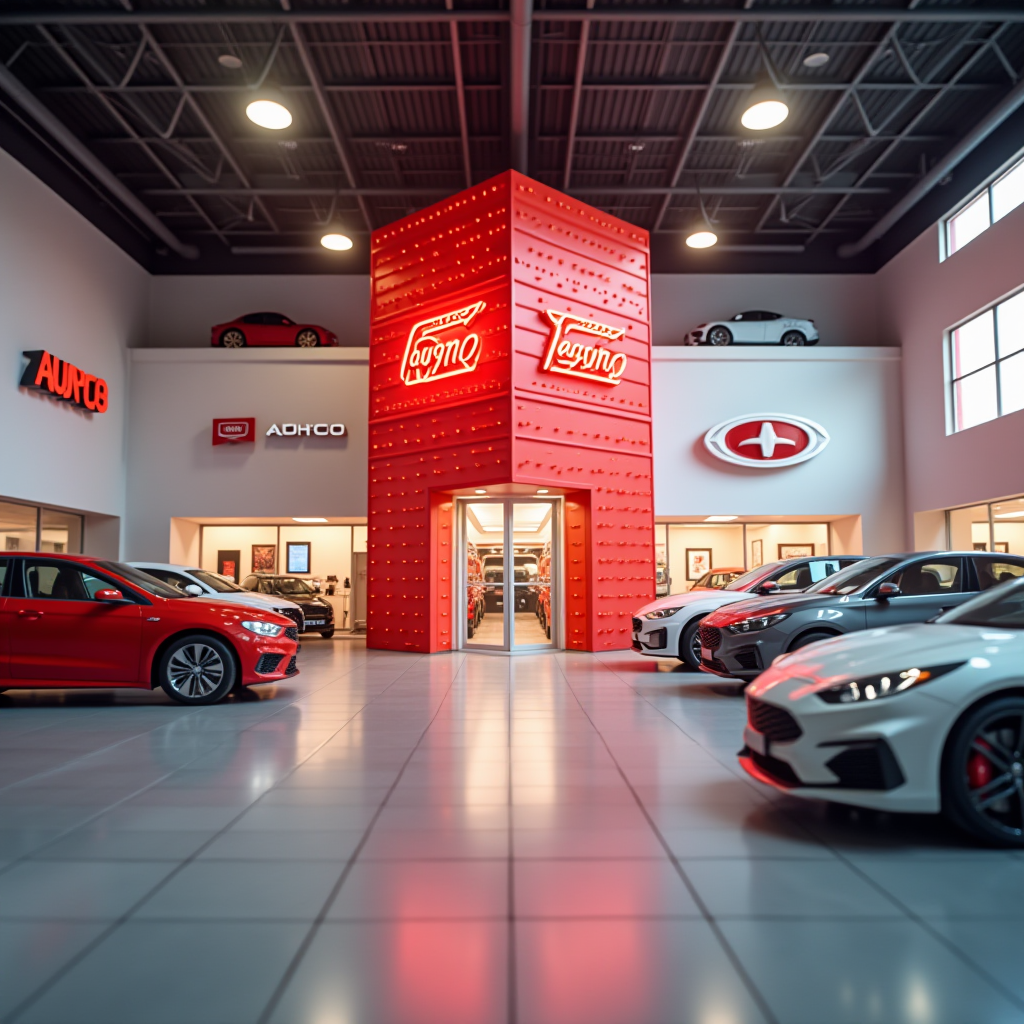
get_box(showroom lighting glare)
[474,489,487,494]
[536,489,549,494]
[293,517,328,523]
[705,515,738,522]
[686,229,718,249]
[321,232,354,251]
[246,96,292,130]
[994,510,1024,518]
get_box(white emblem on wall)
[703,414,829,468]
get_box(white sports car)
[685,310,819,346]
[740,576,1024,846]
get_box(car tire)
[320,627,335,638]
[781,330,806,346]
[546,622,551,640]
[219,329,246,348]
[707,326,732,346]
[943,695,1024,848]
[158,635,236,705]
[787,630,835,652]
[296,329,320,348]
[467,621,475,639]
[679,618,703,671]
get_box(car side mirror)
[95,589,124,602]
[184,584,204,596]
[757,581,780,595]
[876,582,901,600]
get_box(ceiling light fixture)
[686,230,718,249]
[474,489,488,495]
[742,37,789,131]
[293,517,328,523]
[218,54,243,70]
[536,489,549,494]
[246,91,292,130]
[705,515,739,522]
[321,232,353,251]
[803,52,830,68]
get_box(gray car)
[697,551,1024,681]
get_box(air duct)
[510,0,532,173]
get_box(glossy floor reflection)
[1,643,1023,1023]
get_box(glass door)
[461,499,557,651]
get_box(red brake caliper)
[968,739,994,789]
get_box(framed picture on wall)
[252,544,276,572]
[751,539,763,569]
[779,544,814,560]
[287,541,311,574]
[686,548,712,581]
[995,541,1010,553]
[217,550,241,582]
[973,542,989,551]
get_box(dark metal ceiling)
[0,2,1023,273]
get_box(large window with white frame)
[948,289,1024,432]
[943,152,1024,258]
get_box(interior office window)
[0,501,37,552]
[945,152,1024,258]
[40,508,83,554]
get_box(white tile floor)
[1,641,1024,1023]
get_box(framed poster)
[973,542,988,551]
[779,544,814,559]
[995,541,1010,553]
[287,541,311,574]
[217,549,241,582]
[686,548,712,581]
[252,544,276,572]
[751,539,763,569]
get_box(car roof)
[129,562,202,572]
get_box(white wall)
[651,347,907,555]
[877,200,1024,521]
[0,147,147,544]
[746,523,828,565]
[145,275,370,348]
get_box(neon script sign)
[20,350,109,413]
[541,310,627,386]
[400,301,486,386]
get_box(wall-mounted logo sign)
[541,310,627,386]
[20,350,108,413]
[266,423,346,437]
[212,418,255,445]
[400,301,486,386]
[704,414,829,468]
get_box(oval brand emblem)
[704,414,829,468]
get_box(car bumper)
[300,609,334,633]
[699,626,791,680]
[239,638,300,685]
[631,616,683,657]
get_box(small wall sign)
[212,418,255,444]
[704,413,830,468]
[541,310,627,386]
[266,423,346,437]
[21,350,108,413]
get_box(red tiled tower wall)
[368,171,653,653]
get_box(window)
[24,560,109,601]
[974,557,1024,590]
[886,559,961,595]
[944,151,1024,258]
[949,289,1024,432]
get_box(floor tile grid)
[594,654,1024,1020]
[550,654,783,1024]
[0,652,377,880]
[0,651,448,1024]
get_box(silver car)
[685,310,819,347]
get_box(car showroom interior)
[2,2,1024,1022]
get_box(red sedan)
[0,554,298,705]
[211,312,339,348]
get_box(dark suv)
[240,574,335,637]
[698,552,1024,681]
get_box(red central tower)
[367,171,654,653]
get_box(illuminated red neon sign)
[399,301,486,386]
[541,310,627,386]
[20,350,109,413]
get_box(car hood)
[211,592,303,612]
[702,592,838,626]
[748,622,1020,702]
[634,589,754,618]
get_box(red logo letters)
[20,350,108,413]
[540,310,627,386]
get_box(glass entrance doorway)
[461,499,557,651]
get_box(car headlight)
[242,620,284,637]
[726,612,789,634]
[645,606,683,619]
[817,663,963,704]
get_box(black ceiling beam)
[143,185,890,197]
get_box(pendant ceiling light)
[321,231,354,251]
[741,38,789,131]
[685,180,718,249]
[245,90,292,130]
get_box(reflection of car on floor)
[739,575,1024,847]
[691,567,745,591]
[685,310,819,347]
[241,573,336,637]
[0,554,298,704]
[632,557,864,670]
[130,562,304,632]
[699,553,1024,682]
[212,312,339,348]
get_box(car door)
[730,312,765,344]
[262,313,293,345]
[7,558,143,683]
[865,557,968,628]
[241,313,271,345]
[761,313,785,342]
[0,558,11,678]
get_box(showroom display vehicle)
[240,572,335,637]
[684,311,819,347]
[0,554,299,704]
[631,556,864,669]
[699,552,1024,681]
[211,312,339,348]
[739,577,1024,845]
[130,562,304,632]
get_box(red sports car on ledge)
[0,554,299,704]
[212,312,339,348]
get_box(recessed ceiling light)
[628,142,645,153]
[803,52,830,68]
[474,489,487,495]
[218,54,243,70]
[293,517,328,523]
[741,78,789,131]
[536,489,549,494]
[321,233,353,251]
[246,97,292,130]
[705,515,739,522]
[686,230,718,249]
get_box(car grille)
[255,653,284,674]
[632,617,643,633]
[277,607,304,631]
[698,624,721,650]
[747,696,802,742]
[284,626,299,642]
[285,655,298,676]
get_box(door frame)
[455,496,562,653]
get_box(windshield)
[806,556,902,595]
[191,570,244,594]
[274,578,314,596]
[942,578,1024,628]
[725,565,777,591]
[96,561,185,599]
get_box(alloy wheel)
[781,331,806,346]
[690,629,702,664]
[708,327,732,346]
[220,329,245,348]
[296,329,319,347]
[167,643,226,699]
[964,709,1024,840]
